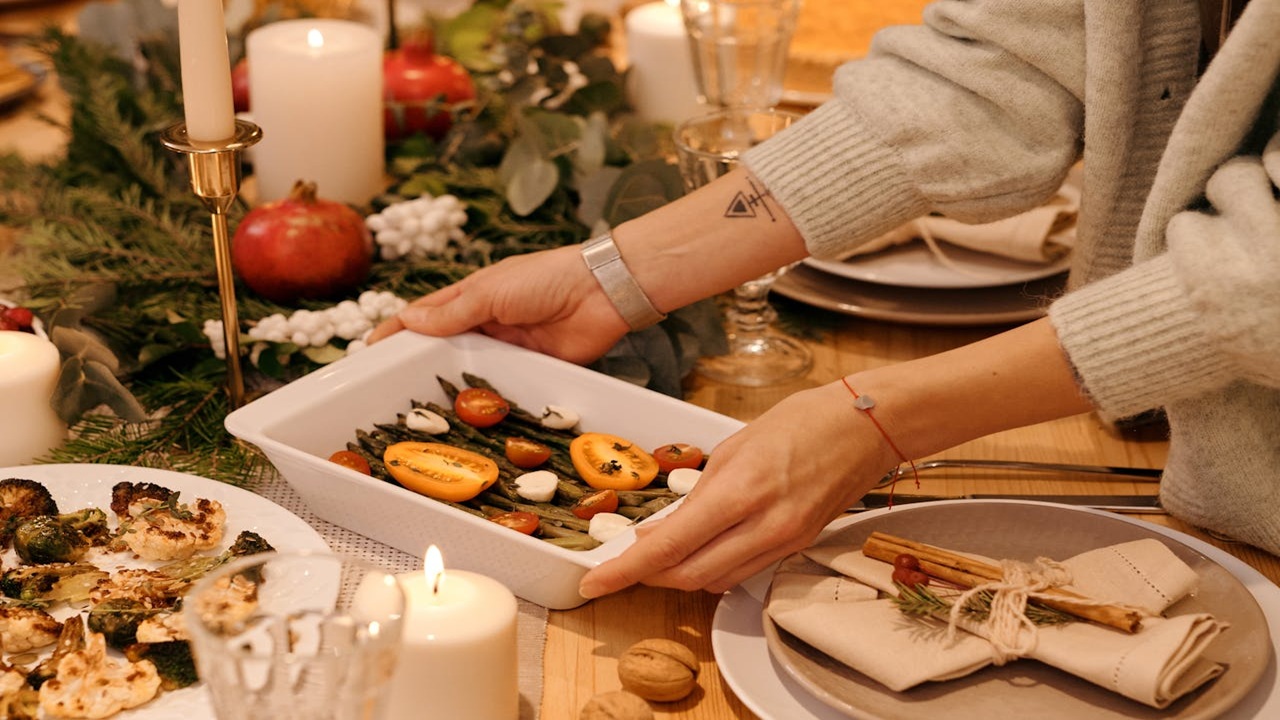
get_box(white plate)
[773,262,1064,326]
[804,242,1073,289]
[0,463,330,719]
[712,502,1280,720]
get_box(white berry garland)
[204,290,407,360]
[366,193,469,261]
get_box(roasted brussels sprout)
[0,563,108,604]
[88,597,160,649]
[124,640,198,690]
[12,515,91,565]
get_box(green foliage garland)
[0,0,726,483]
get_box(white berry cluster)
[203,290,407,359]
[366,194,468,261]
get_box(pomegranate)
[383,33,476,142]
[231,181,373,304]
[231,58,250,113]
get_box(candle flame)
[423,545,444,595]
[307,28,325,49]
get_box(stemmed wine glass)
[675,0,808,386]
[673,107,812,386]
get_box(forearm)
[608,167,809,315]
[845,317,1094,460]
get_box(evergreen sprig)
[892,582,1076,626]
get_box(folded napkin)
[840,182,1080,265]
[767,538,1229,709]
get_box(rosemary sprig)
[892,582,1076,626]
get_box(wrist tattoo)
[724,176,777,221]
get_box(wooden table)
[4,6,1278,719]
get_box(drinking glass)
[184,551,406,720]
[680,0,801,109]
[674,107,813,386]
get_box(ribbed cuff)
[742,102,930,259]
[1048,255,1236,419]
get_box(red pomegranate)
[231,181,372,304]
[383,33,476,142]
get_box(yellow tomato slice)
[569,433,660,491]
[383,442,499,502]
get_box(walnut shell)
[579,690,654,720]
[616,638,699,702]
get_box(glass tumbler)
[184,551,406,720]
[680,0,801,109]
[674,107,813,386]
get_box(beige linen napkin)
[767,538,1229,709]
[840,182,1080,264]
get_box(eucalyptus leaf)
[301,345,348,364]
[602,159,685,226]
[572,112,607,175]
[574,165,623,228]
[52,356,147,424]
[498,134,543,186]
[506,157,560,216]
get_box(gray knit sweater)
[743,0,1280,554]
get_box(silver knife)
[851,493,1165,515]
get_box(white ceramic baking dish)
[225,331,745,609]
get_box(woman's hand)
[578,381,901,597]
[367,244,631,364]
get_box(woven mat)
[250,471,546,720]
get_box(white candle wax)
[246,20,384,206]
[625,1,702,124]
[0,332,67,466]
[177,0,236,141]
[386,547,519,720]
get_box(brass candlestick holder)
[161,119,263,409]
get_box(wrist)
[580,232,667,331]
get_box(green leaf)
[301,345,348,365]
[573,112,607,175]
[506,157,560,216]
[601,159,685,226]
[52,356,147,424]
[574,166,622,228]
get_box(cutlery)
[876,459,1162,488]
[851,492,1165,514]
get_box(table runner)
[250,471,546,719]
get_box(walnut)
[579,690,653,720]
[616,638,699,702]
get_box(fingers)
[578,500,738,598]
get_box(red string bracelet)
[840,376,920,505]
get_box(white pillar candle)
[386,546,519,720]
[177,0,237,141]
[625,1,703,124]
[246,19,384,206]
[0,332,67,466]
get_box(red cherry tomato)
[505,437,552,468]
[489,511,539,535]
[328,450,372,475]
[571,489,620,520]
[454,388,510,428]
[652,443,705,473]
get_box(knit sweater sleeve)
[1049,132,1280,420]
[743,0,1086,258]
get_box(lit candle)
[177,0,237,141]
[625,0,703,124]
[246,19,384,205]
[386,545,519,719]
[0,332,67,466]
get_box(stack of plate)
[773,241,1072,326]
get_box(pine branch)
[893,582,1075,626]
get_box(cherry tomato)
[454,388,510,428]
[488,511,539,535]
[652,443,705,473]
[569,433,659,491]
[571,489,620,520]
[383,441,499,502]
[328,450,371,475]
[505,437,552,469]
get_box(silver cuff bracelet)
[581,233,667,331]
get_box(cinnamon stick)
[862,531,1145,633]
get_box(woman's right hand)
[367,243,632,365]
